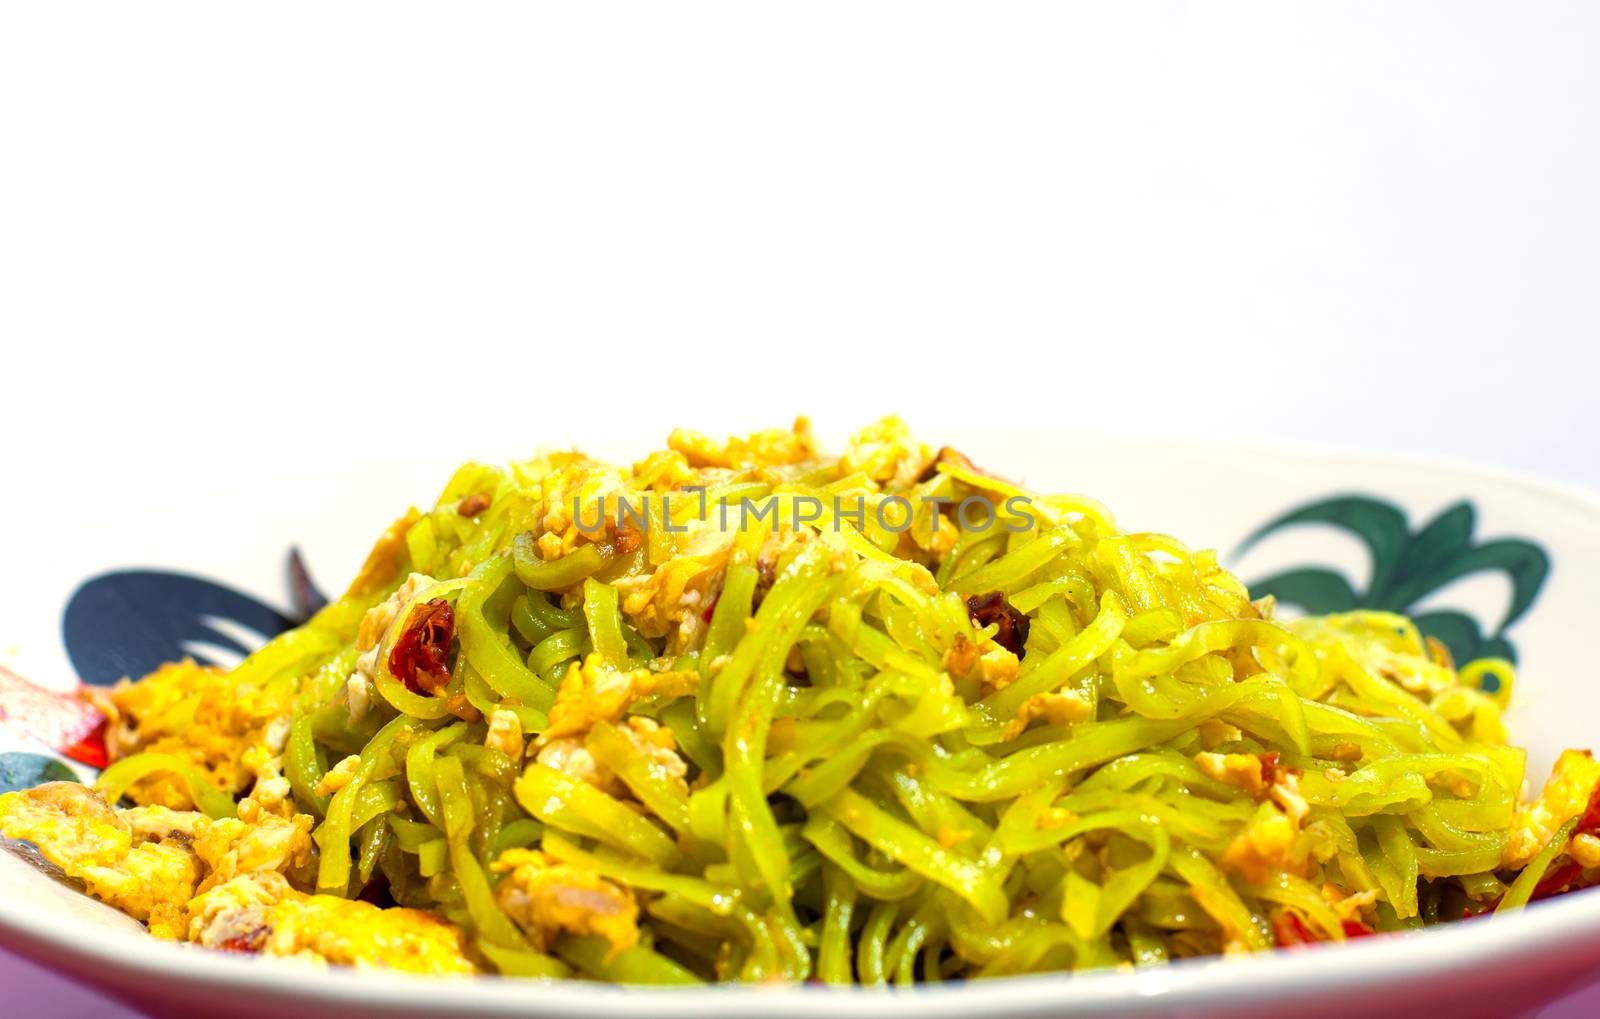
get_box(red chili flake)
[61,718,109,769]
[1341,919,1376,938]
[701,594,719,624]
[458,493,492,517]
[1259,752,1281,789]
[389,598,455,694]
[1272,910,1316,948]
[965,591,1030,656]
[1274,911,1375,948]
[1532,861,1585,901]
[218,925,270,953]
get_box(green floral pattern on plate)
[1240,495,1550,664]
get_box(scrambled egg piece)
[1504,749,1600,868]
[1221,802,1305,885]
[943,634,1020,695]
[837,416,933,490]
[534,655,695,795]
[666,417,818,472]
[0,782,201,937]
[536,455,641,560]
[1195,752,1269,798]
[1322,883,1378,924]
[87,659,293,809]
[1571,833,1600,869]
[492,848,638,954]
[485,707,524,760]
[1194,751,1309,827]
[613,516,737,644]
[1003,690,1091,740]
[190,808,315,894]
[536,717,690,797]
[1,782,474,972]
[540,654,697,742]
[1198,752,1312,881]
[344,508,422,597]
[189,871,476,974]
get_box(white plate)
[3,429,1598,1019]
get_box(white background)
[2,3,1597,509]
[1,3,1597,1017]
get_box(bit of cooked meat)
[612,526,643,555]
[484,708,524,760]
[491,849,638,955]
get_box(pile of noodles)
[94,434,1550,984]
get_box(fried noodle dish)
[4,418,1598,983]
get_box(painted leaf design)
[0,752,79,795]
[1241,493,1549,666]
[1409,610,1517,665]
[1238,496,1410,597]
[288,546,331,622]
[1378,502,1475,607]
[1424,540,1549,635]
[62,570,294,686]
[1248,568,1359,615]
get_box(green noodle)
[76,421,1589,984]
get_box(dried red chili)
[389,598,455,694]
[965,591,1029,656]
[1259,751,1281,789]
[458,493,492,517]
[1274,910,1376,948]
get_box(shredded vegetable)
[5,417,1597,983]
